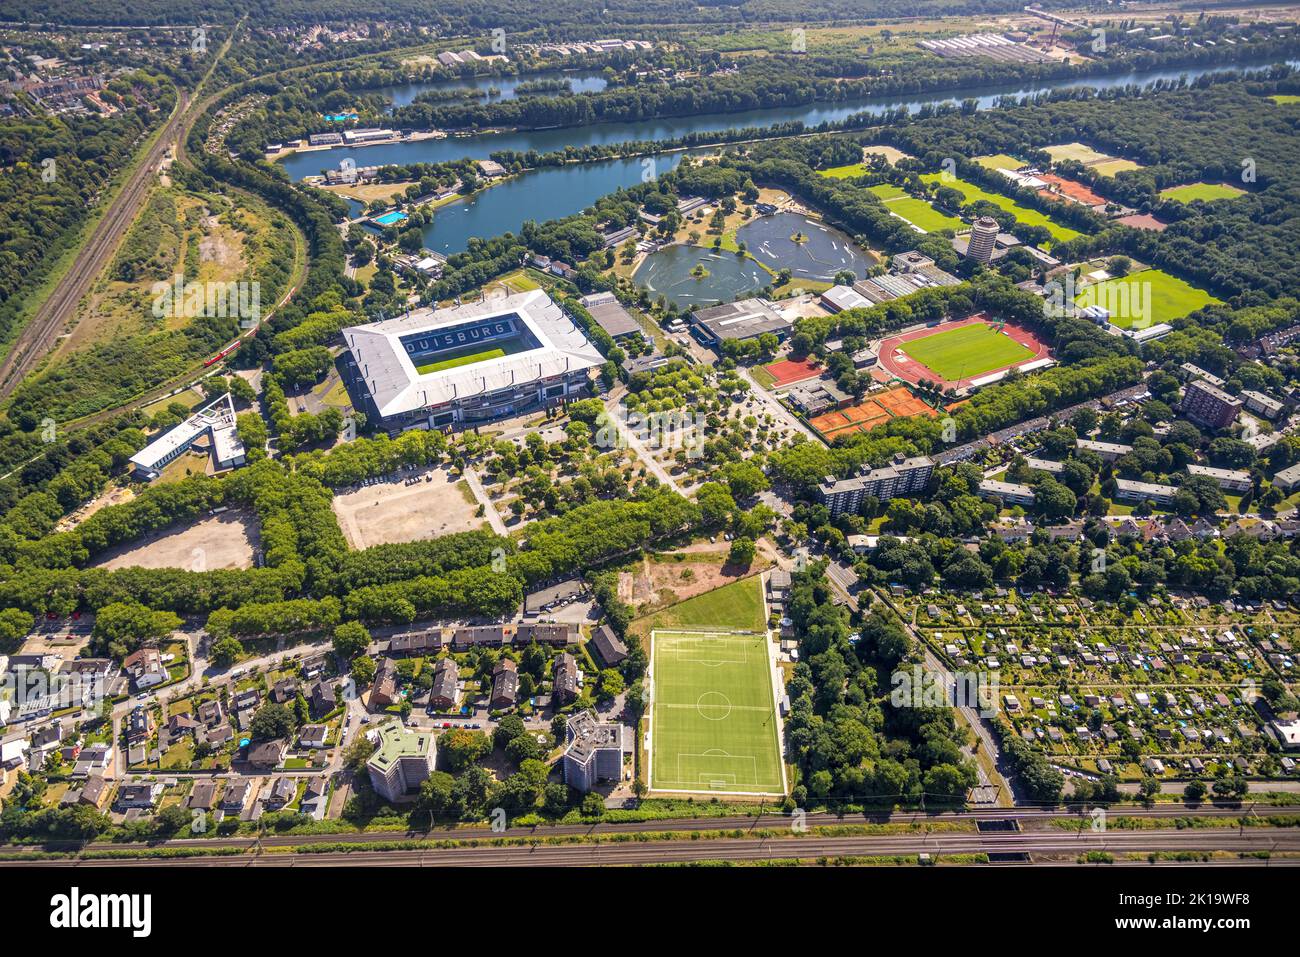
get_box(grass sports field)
[819,163,870,179]
[974,153,1024,171]
[649,629,785,795]
[900,323,1034,381]
[1074,268,1221,329]
[1272,94,1300,105]
[1159,182,1245,203]
[1043,142,1110,164]
[1089,158,1142,177]
[919,174,1082,245]
[413,333,536,374]
[868,183,964,233]
[416,346,507,374]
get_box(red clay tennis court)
[809,387,938,441]
[763,357,823,388]
[1037,172,1106,207]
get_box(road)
[0,29,237,401]
[15,826,1300,867]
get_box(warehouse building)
[689,298,793,347]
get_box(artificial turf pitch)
[899,323,1034,382]
[649,629,785,795]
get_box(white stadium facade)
[342,290,604,432]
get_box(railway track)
[10,827,1300,868]
[0,30,236,403]
[3,803,1294,857]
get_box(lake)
[632,244,772,310]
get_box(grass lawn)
[900,323,1034,381]
[1044,142,1110,164]
[1159,182,1245,203]
[920,174,1082,245]
[1089,158,1142,177]
[974,154,1024,171]
[643,575,768,633]
[868,184,963,232]
[819,163,871,179]
[748,364,778,389]
[1270,94,1300,105]
[649,629,784,795]
[1074,268,1221,329]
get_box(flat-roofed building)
[129,393,245,481]
[1181,379,1243,430]
[1114,478,1178,506]
[1187,463,1252,492]
[1179,363,1225,388]
[1076,438,1132,462]
[562,709,626,792]
[817,454,934,515]
[579,291,642,340]
[689,298,793,347]
[1024,457,1066,475]
[819,285,873,314]
[978,479,1036,506]
[1273,461,1300,493]
[1241,390,1285,420]
[366,722,436,803]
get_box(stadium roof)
[343,290,603,419]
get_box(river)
[287,56,1298,255]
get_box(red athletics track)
[873,314,1049,391]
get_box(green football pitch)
[414,335,535,374]
[1159,182,1245,204]
[900,323,1034,382]
[649,629,785,796]
[1074,268,1221,329]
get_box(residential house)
[247,738,288,770]
[123,647,166,690]
[428,658,460,713]
[491,659,519,710]
[590,624,628,668]
[552,653,579,706]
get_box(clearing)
[331,465,483,549]
[95,510,258,571]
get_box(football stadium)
[342,290,603,431]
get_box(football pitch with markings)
[649,629,785,796]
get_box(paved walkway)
[462,466,508,535]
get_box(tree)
[728,536,756,567]
[441,727,492,771]
[350,655,376,685]
[596,669,624,701]
[332,621,370,660]
[250,703,297,742]
[209,636,243,668]
[1184,779,1208,802]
